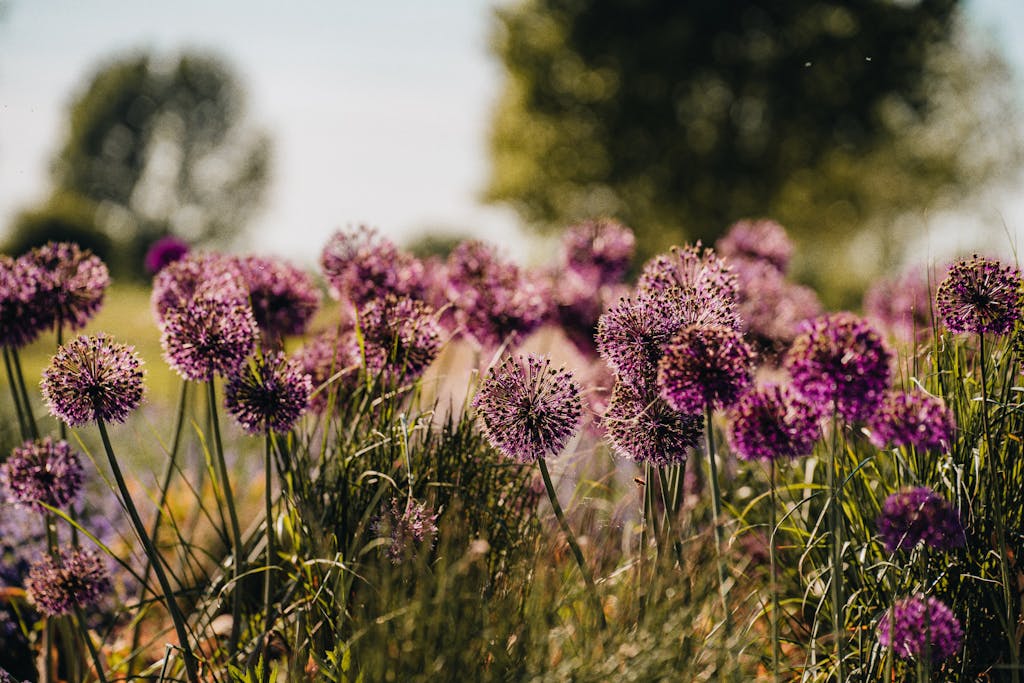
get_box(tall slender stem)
[537,457,606,630]
[829,416,845,683]
[261,431,275,683]
[705,405,732,642]
[76,607,108,683]
[96,418,200,683]
[770,458,780,683]
[3,346,30,441]
[10,347,38,439]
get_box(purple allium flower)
[151,252,247,324]
[864,268,937,343]
[24,242,109,332]
[936,255,1022,335]
[25,549,110,616]
[41,334,144,426]
[726,383,820,461]
[603,380,702,466]
[144,236,190,274]
[716,219,794,273]
[784,313,892,423]
[224,351,312,434]
[657,324,755,414]
[868,391,955,451]
[2,438,83,511]
[294,328,362,411]
[0,255,47,348]
[237,256,322,341]
[320,225,425,307]
[636,242,740,308]
[877,595,963,663]
[160,294,258,382]
[561,218,635,286]
[358,295,442,382]
[877,487,964,554]
[373,498,439,564]
[473,354,582,463]
[733,260,821,351]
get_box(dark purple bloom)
[877,595,963,663]
[561,218,635,286]
[151,252,247,324]
[144,236,190,274]
[358,295,442,382]
[936,255,1022,335]
[25,549,110,616]
[0,255,47,348]
[320,225,424,307]
[726,384,820,461]
[636,243,740,308]
[716,218,794,273]
[603,380,702,466]
[373,498,439,564]
[41,334,144,426]
[237,256,322,341]
[784,313,892,423]
[224,351,312,434]
[474,354,582,463]
[732,259,821,351]
[657,324,755,414]
[877,487,964,554]
[864,268,938,343]
[596,295,681,385]
[294,328,362,411]
[869,391,955,451]
[160,295,258,382]
[2,438,83,511]
[24,242,109,332]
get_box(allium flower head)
[358,295,441,382]
[373,498,439,564]
[237,256,322,340]
[727,384,820,461]
[144,236,190,274]
[561,218,635,286]
[657,324,755,414]
[732,259,821,351]
[25,242,109,332]
[151,252,247,323]
[716,219,794,273]
[160,295,258,382]
[25,549,110,616]
[864,268,937,343]
[869,391,955,451]
[320,225,425,306]
[2,438,83,511]
[637,242,740,306]
[877,595,963,663]
[596,294,684,385]
[294,328,362,411]
[603,380,702,466]
[936,255,1022,335]
[784,313,892,423]
[474,354,582,463]
[0,255,47,348]
[41,334,144,426]
[877,487,964,553]
[225,351,312,434]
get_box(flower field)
[0,221,1022,681]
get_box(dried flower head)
[603,380,702,466]
[144,236,190,274]
[373,498,439,564]
[225,351,312,434]
[936,255,1022,335]
[151,252,247,323]
[24,242,109,332]
[561,218,635,286]
[160,294,258,382]
[320,225,424,306]
[41,334,144,426]
[726,384,820,461]
[784,313,892,423]
[716,219,794,273]
[474,354,582,463]
[25,549,110,616]
[294,328,362,411]
[237,256,322,340]
[863,268,937,343]
[657,324,755,414]
[877,487,964,554]
[869,391,955,451]
[637,242,740,307]
[0,255,47,348]
[2,438,83,511]
[358,295,442,382]
[877,595,963,663]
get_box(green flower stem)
[828,415,845,683]
[770,458,780,683]
[96,417,200,683]
[76,607,108,683]
[261,431,275,683]
[704,405,732,643]
[537,457,606,630]
[10,347,38,439]
[3,346,30,441]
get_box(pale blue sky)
[1,0,1023,267]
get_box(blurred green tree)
[486,0,1022,303]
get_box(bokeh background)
[2,0,1023,305]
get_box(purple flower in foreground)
[225,351,312,434]
[320,225,424,306]
[474,354,582,463]
[160,295,258,382]
[25,242,109,332]
[373,498,439,564]
[936,255,1022,335]
[784,313,892,423]
[358,295,442,382]
[2,438,83,511]
[144,236,190,274]
[869,391,955,451]
[596,295,685,385]
[238,256,322,340]
[41,334,144,426]
[877,595,963,663]
[151,252,247,324]
[561,218,635,286]
[877,487,964,554]
[716,218,794,273]
[25,549,110,616]
[657,325,755,414]
[727,384,820,461]
[0,256,46,348]
[603,380,702,466]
